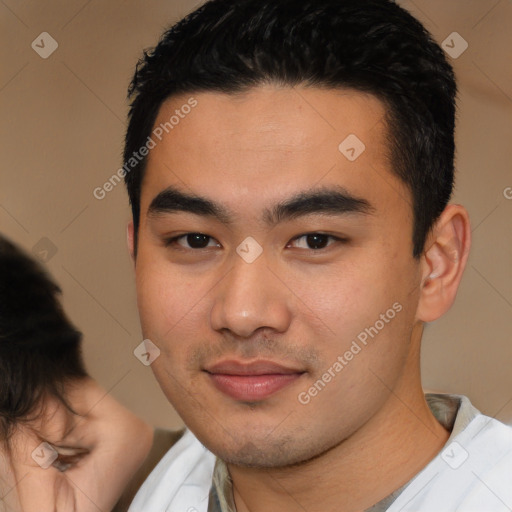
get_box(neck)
[227,333,450,512]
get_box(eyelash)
[51,446,90,472]
[163,232,347,251]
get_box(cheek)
[284,261,385,335]
[134,255,215,370]
[294,257,412,370]
[136,255,194,333]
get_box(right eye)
[164,233,221,250]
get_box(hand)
[0,378,153,512]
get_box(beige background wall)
[1,0,511,429]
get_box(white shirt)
[388,394,512,512]
[128,394,512,512]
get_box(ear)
[416,204,471,323]
[127,221,136,263]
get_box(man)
[0,234,154,511]
[122,0,512,510]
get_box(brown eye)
[304,234,330,249]
[165,232,220,249]
[289,233,345,250]
[184,233,212,248]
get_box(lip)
[205,359,303,375]
[204,359,305,401]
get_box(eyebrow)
[148,185,375,226]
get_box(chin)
[195,427,329,469]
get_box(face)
[133,85,424,467]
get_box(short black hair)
[0,235,88,442]
[124,0,456,258]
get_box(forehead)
[141,85,409,220]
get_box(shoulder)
[390,410,512,512]
[113,428,186,512]
[449,413,512,511]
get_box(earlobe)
[416,204,471,323]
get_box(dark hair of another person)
[123,0,456,258]
[0,235,88,442]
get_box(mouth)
[204,359,306,402]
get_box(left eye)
[288,233,342,250]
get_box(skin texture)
[128,85,471,511]
[0,378,153,512]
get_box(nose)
[210,249,292,338]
